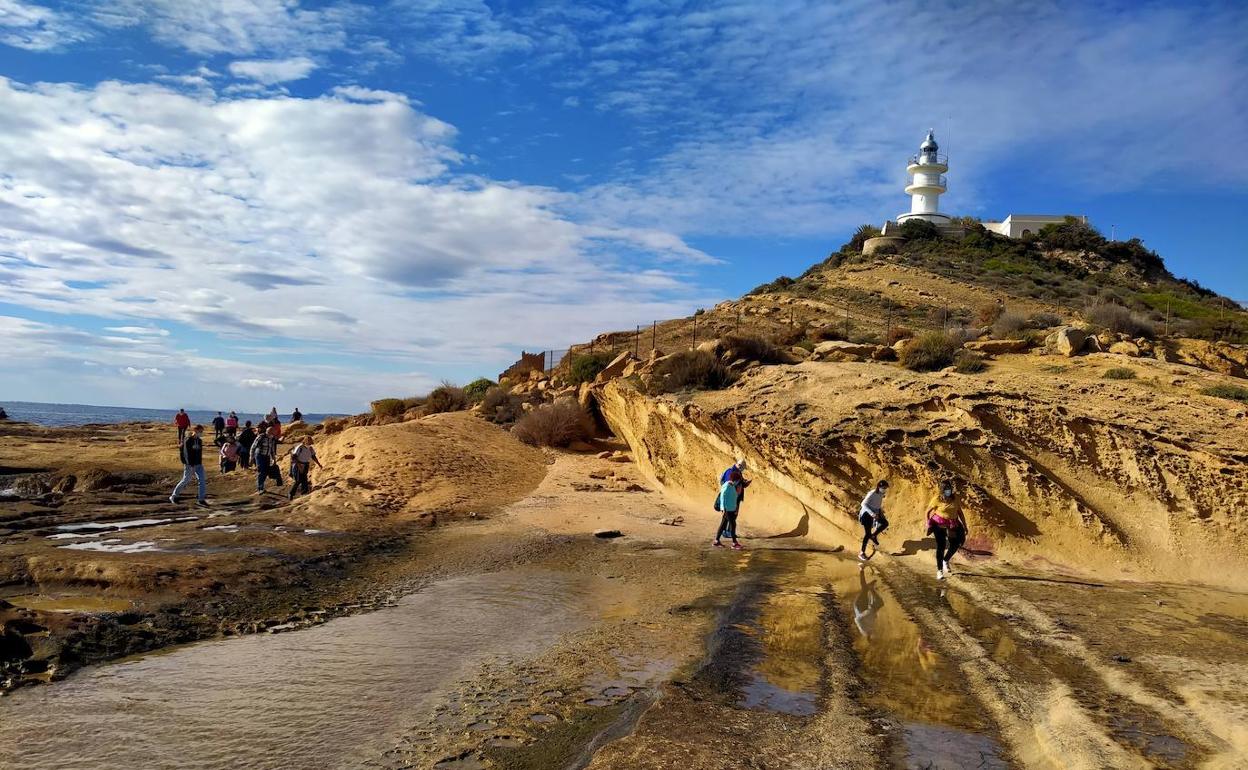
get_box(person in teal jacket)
[713,468,744,550]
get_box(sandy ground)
[4,415,1248,769]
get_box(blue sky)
[0,0,1245,412]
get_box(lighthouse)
[896,130,951,226]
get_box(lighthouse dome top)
[920,130,938,151]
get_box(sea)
[0,401,345,428]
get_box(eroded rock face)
[596,362,1248,589]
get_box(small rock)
[596,451,612,459]
[1111,653,1132,664]
[593,529,623,539]
[659,516,684,526]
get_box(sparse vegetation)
[480,386,523,424]
[953,350,988,373]
[721,333,787,364]
[991,311,1027,338]
[898,218,942,241]
[843,224,881,252]
[424,383,467,414]
[569,352,615,385]
[463,378,495,404]
[370,398,406,420]
[976,302,1004,326]
[1086,304,1156,339]
[1201,384,1248,403]
[884,326,913,346]
[512,399,591,447]
[1028,312,1063,329]
[646,350,735,394]
[1103,368,1138,380]
[900,331,963,372]
[748,276,796,295]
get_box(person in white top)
[858,480,890,561]
[288,436,323,500]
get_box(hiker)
[174,408,190,445]
[237,420,256,470]
[269,415,282,439]
[0,406,6,420]
[170,424,208,506]
[287,436,322,499]
[219,436,239,473]
[226,411,239,436]
[719,458,751,508]
[267,406,278,422]
[713,468,745,550]
[211,412,226,444]
[925,481,968,580]
[291,407,303,423]
[251,426,279,494]
[858,480,890,561]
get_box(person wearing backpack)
[170,425,208,506]
[251,428,279,494]
[211,412,226,444]
[925,481,968,580]
[287,437,322,499]
[236,420,255,470]
[219,436,240,473]
[713,468,745,550]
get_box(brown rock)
[966,339,1030,355]
[1108,341,1141,357]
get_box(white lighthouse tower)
[896,130,951,226]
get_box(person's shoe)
[732,542,744,550]
[168,495,177,505]
[858,551,868,561]
[712,540,724,548]
[943,560,953,575]
[936,568,945,580]
[871,535,880,546]
[196,500,209,508]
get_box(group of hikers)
[714,460,968,580]
[169,407,321,507]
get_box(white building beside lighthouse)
[866,130,1086,251]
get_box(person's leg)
[195,465,206,502]
[946,526,966,565]
[860,514,872,555]
[256,455,268,492]
[172,464,192,500]
[727,511,739,543]
[933,527,948,572]
[872,513,889,544]
[714,510,730,542]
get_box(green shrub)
[569,352,614,384]
[424,383,467,414]
[480,386,522,423]
[647,350,735,393]
[953,350,987,373]
[900,331,962,372]
[747,276,796,295]
[511,399,589,448]
[1103,368,1137,380]
[898,219,942,241]
[463,378,494,403]
[1086,304,1155,338]
[842,224,881,252]
[721,333,787,364]
[1201,384,1248,403]
[402,397,424,411]
[370,398,406,419]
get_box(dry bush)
[1028,312,1063,329]
[1202,384,1248,403]
[975,302,1004,326]
[424,382,467,414]
[720,333,787,364]
[810,324,848,342]
[370,398,405,420]
[900,331,963,372]
[953,350,988,373]
[884,326,913,346]
[1103,367,1137,380]
[770,325,806,347]
[647,350,735,394]
[1086,304,1156,338]
[481,386,522,423]
[511,399,590,448]
[991,311,1027,338]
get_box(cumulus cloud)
[228,56,318,84]
[241,378,284,391]
[122,366,165,377]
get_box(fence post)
[692,315,697,350]
[844,306,850,340]
[635,325,640,356]
[652,321,656,352]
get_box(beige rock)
[593,352,640,385]
[1109,341,1141,357]
[812,340,884,362]
[790,346,812,361]
[1049,326,1087,357]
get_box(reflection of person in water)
[852,568,882,639]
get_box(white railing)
[909,153,948,166]
[906,174,947,188]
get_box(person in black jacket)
[236,420,256,470]
[170,425,208,506]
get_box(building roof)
[920,130,938,151]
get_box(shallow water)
[0,569,619,770]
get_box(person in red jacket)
[174,408,191,445]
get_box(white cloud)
[229,56,318,84]
[241,378,284,391]
[122,366,165,377]
[0,0,88,50]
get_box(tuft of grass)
[1086,304,1156,339]
[720,333,786,364]
[646,350,735,393]
[1201,384,1248,403]
[953,351,987,373]
[512,399,590,447]
[1103,367,1137,380]
[991,311,1027,338]
[370,398,406,419]
[424,382,467,414]
[900,331,963,372]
